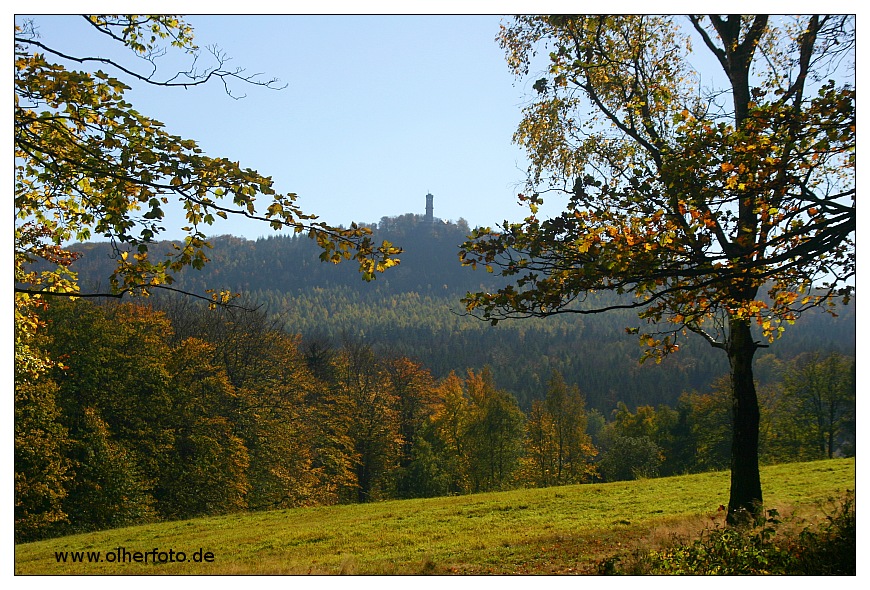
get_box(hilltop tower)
[425,192,434,223]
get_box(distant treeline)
[65,214,856,413]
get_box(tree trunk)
[726,316,763,524]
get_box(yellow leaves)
[747,300,768,314]
[205,288,239,309]
[720,159,753,193]
[76,178,93,193]
[377,257,400,273]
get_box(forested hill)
[66,213,856,412]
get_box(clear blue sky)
[20,13,542,241]
[17,9,859,245]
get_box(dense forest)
[16,295,855,542]
[66,214,855,413]
[15,13,855,553]
[16,214,855,542]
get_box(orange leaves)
[474,16,853,351]
[15,14,404,347]
[673,202,719,233]
[623,231,642,247]
[723,165,749,191]
[636,331,682,364]
[746,300,768,315]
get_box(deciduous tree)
[430,371,473,494]
[524,399,559,487]
[542,371,596,483]
[14,377,71,541]
[61,407,157,532]
[461,15,854,522]
[160,337,250,518]
[783,352,855,459]
[385,356,438,498]
[464,368,525,492]
[14,15,399,371]
[330,339,401,502]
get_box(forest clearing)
[15,458,854,575]
[15,14,854,576]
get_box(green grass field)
[14,458,854,575]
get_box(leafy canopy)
[460,15,854,361]
[14,17,400,293]
[14,15,400,375]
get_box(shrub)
[597,435,662,482]
[611,491,855,575]
[788,492,856,575]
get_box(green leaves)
[15,14,401,337]
[462,15,854,361]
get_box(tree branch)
[14,284,252,310]
[15,36,285,95]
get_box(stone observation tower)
[425,192,434,223]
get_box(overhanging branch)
[14,284,254,310]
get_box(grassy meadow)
[14,458,854,575]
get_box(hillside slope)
[14,458,855,575]
[64,214,856,410]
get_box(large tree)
[14,15,399,373]
[460,15,854,523]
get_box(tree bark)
[726,316,763,524]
